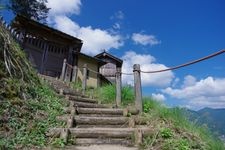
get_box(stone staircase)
[41,75,152,149]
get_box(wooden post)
[82,64,87,95]
[134,129,143,145]
[133,64,142,113]
[72,65,77,82]
[116,67,122,107]
[64,65,70,82]
[60,59,67,80]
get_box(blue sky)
[1,0,225,110]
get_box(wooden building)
[95,51,123,84]
[11,15,121,87]
[12,15,83,78]
[76,53,107,88]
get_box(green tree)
[8,0,50,23]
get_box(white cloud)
[132,33,160,46]
[53,16,123,55]
[113,23,121,29]
[182,75,196,88]
[122,51,174,87]
[163,76,225,109]
[54,15,80,36]
[152,93,166,101]
[172,77,180,87]
[111,11,124,20]
[78,26,123,55]
[47,1,123,56]
[47,0,81,16]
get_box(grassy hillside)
[0,23,224,149]
[0,22,66,149]
[93,85,225,149]
[141,99,225,150]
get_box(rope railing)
[141,49,225,73]
[118,49,225,75]
[121,72,133,75]
[60,48,225,112]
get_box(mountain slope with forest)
[187,108,225,141]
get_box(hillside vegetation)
[187,107,225,138]
[0,24,224,149]
[0,22,66,149]
[90,85,225,150]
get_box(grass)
[94,84,135,106]
[0,80,66,149]
[141,97,225,150]
[0,24,66,149]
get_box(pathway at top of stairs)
[41,75,152,149]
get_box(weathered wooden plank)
[133,64,142,112]
[74,116,129,125]
[75,138,133,146]
[116,67,122,106]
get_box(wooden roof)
[95,51,123,67]
[12,15,83,48]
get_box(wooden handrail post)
[82,64,87,95]
[116,67,122,107]
[133,64,142,113]
[66,66,72,82]
[60,59,67,81]
[72,65,77,82]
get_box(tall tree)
[8,0,49,23]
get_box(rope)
[121,72,133,75]
[64,49,225,76]
[141,49,225,73]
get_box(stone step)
[69,96,98,104]
[75,125,130,128]
[63,145,139,150]
[75,138,133,146]
[57,115,146,127]
[77,108,124,115]
[77,114,123,117]
[74,116,129,126]
[63,107,139,117]
[74,101,110,108]
[47,127,153,139]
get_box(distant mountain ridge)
[187,107,225,137]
